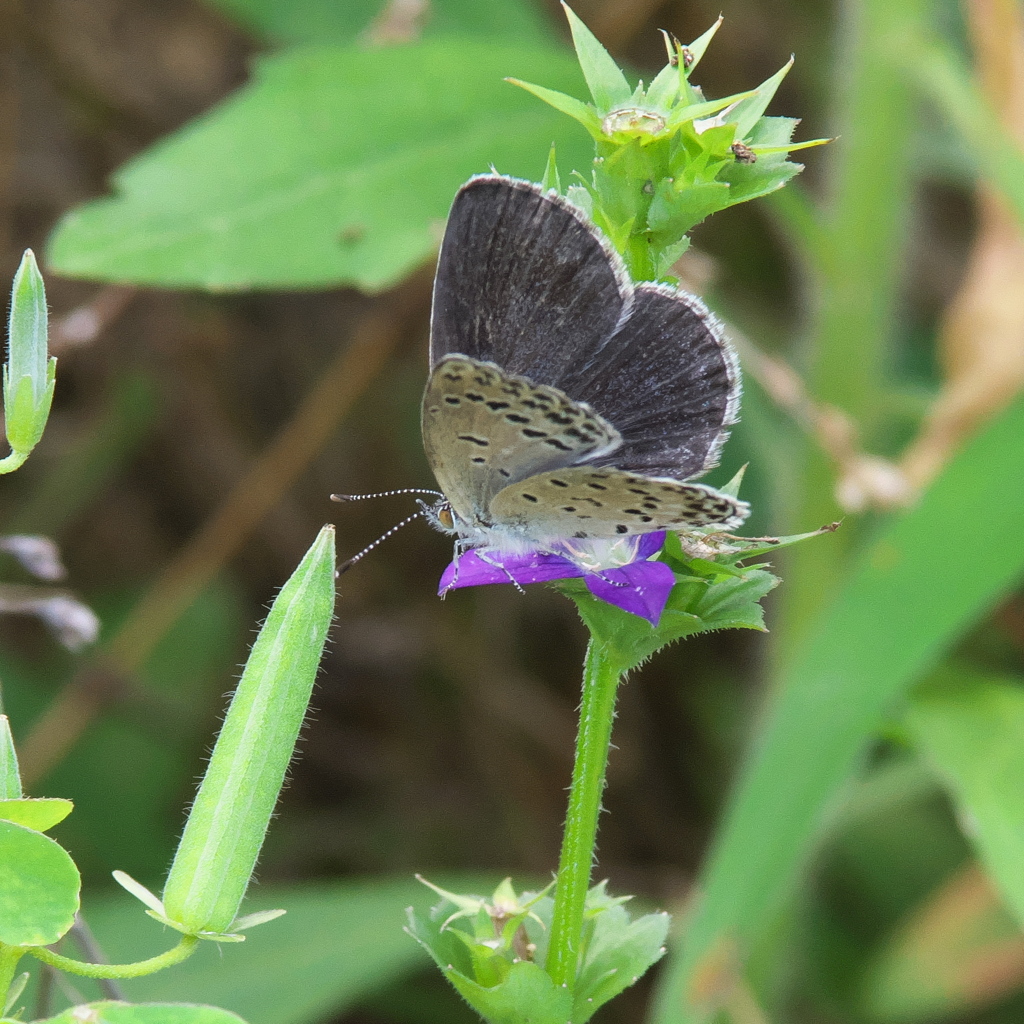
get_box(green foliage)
[0,819,79,946]
[12,0,1024,1021]
[561,566,776,674]
[569,883,670,1022]
[46,44,591,292]
[200,0,554,47]
[653,391,1024,1022]
[907,670,1024,930]
[407,879,668,1024]
[512,7,824,280]
[84,877,495,1023]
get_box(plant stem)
[547,638,624,990]
[26,934,198,979]
[0,451,28,475]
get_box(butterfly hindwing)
[559,283,740,480]
[422,356,621,526]
[488,467,749,538]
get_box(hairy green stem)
[0,451,28,475]
[26,934,198,979]
[547,638,623,989]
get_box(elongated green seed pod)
[163,525,335,934]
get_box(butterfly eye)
[439,507,454,530]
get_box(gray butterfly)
[422,175,748,555]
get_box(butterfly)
[420,174,748,564]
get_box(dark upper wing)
[430,176,632,386]
[558,283,741,480]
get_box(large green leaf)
[0,819,79,946]
[201,0,554,47]
[651,392,1024,1023]
[84,876,494,1024]
[46,43,590,292]
[906,669,1024,930]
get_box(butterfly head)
[419,496,457,534]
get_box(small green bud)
[3,250,56,464]
[510,6,829,281]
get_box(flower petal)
[584,560,676,624]
[439,549,584,594]
[634,530,668,560]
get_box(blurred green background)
[3,0,1024,1021]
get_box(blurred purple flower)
[438,532,675,625]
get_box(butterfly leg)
[474,548,527,595]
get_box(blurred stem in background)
[773,0,923,664]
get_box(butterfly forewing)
[488,467,749,538]
[422,356,621,526]
[430,176,632,384]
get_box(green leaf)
[201,0,554,47]
[540,144,560,192]
[906,669,1024,930]
[39,1003,248,1024]
[0,714,21,799]
[506,77,604,138]
[729,58,794,140]
[573,896,670,1023]
[562,568,776,674]
[560,2,631,111]
[0,818,80,946]
[682,18,723,75]
[162,527,335,934]
[448,961,573,1024]
[651,391,1024,1023]
[717,116,803,207]
[113,870,166,915]
[0,797,73,832]
[86,877,495,1023]
[230,908,286,931]
[46,43,591,292]
[407,901,573,1024]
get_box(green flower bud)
[161,525,336,935]
[3,250,56,465]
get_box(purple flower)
[438,532,675,625]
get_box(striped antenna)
[337,510,429,574]
[331,488,443,502]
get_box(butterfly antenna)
[338,510,428,574]
[331,488,443,502]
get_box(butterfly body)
[423,175,748,563]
